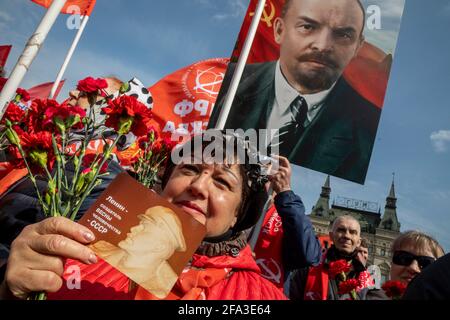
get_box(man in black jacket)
[288,215,386,300]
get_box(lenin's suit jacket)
[209,61,382,184]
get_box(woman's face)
[161,162,243,237]
[390,242,436,285]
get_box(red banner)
[231,0,282,63]
[31,0,96,16]
[253,206,285,290]
[0,45,12,68]
[231,0,391,109]
[27,80,65,100]
[149,58,229,139]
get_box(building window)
[380,249,386,256]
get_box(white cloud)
[430,130,450,153]
[212,0,248,21]
[444,3,450,15]
[0,9,14,31]
[0,11,13,23]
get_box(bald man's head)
[329,215,361,254]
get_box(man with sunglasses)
[389,230,445,286]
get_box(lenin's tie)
[271,96,308,156]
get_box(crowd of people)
[0,0,448,302]
[0,78,448,299]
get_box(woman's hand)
[2,217,97,299]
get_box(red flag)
[31,0,96,16]
[231,0,391,109]
[149,58,229,138]
[231,0,282,63]
[27,80,66,100]
[0,45,12,68]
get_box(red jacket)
[48,245,286,300]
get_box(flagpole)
[50,15,90,99]
[0,0,68,118]
[211,0,270,250]
[215,0,266,130]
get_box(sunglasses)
[392,250,435,270]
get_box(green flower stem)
[69,135,121,221]
[44,167,58,217]
[60,131,69,188]
[69,118,92,197]
[52,135,63,215]
[15,143,48,214]
[28,291,47,301]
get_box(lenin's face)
[274,0,365,94]
[118,212,182,270]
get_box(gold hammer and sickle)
[250,1,276,28]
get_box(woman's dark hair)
[161,132,269,234]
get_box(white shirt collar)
[274,60,335,113]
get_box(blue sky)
[1,0,449,251]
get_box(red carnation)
[150,139,163,154]
[16,88,31,102]
[137,128,158,150]
[329,259,351,279]
[2,102,25,123]
[338,279,360,295]
[27,99,60,133]
[44,103,86,131]
[102,95,153,136]
[162,136,177,152]
[77,77,108,93]
[82,154,108,174]
[20,131,55,172]
[382,280,407,299]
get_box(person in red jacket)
[0,132,287,300]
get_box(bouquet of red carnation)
[329,259,351,279]
[0,77,158,299]
[131,130,176,188]
[338,279,360,298]
[382,280,407,300]
[328,259,359,300]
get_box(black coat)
[403,253,450,300]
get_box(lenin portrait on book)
[209,0,400,184]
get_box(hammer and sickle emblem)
[256,258,282,284]
[250,1,276,28]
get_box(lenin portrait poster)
[208,0,405,184]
